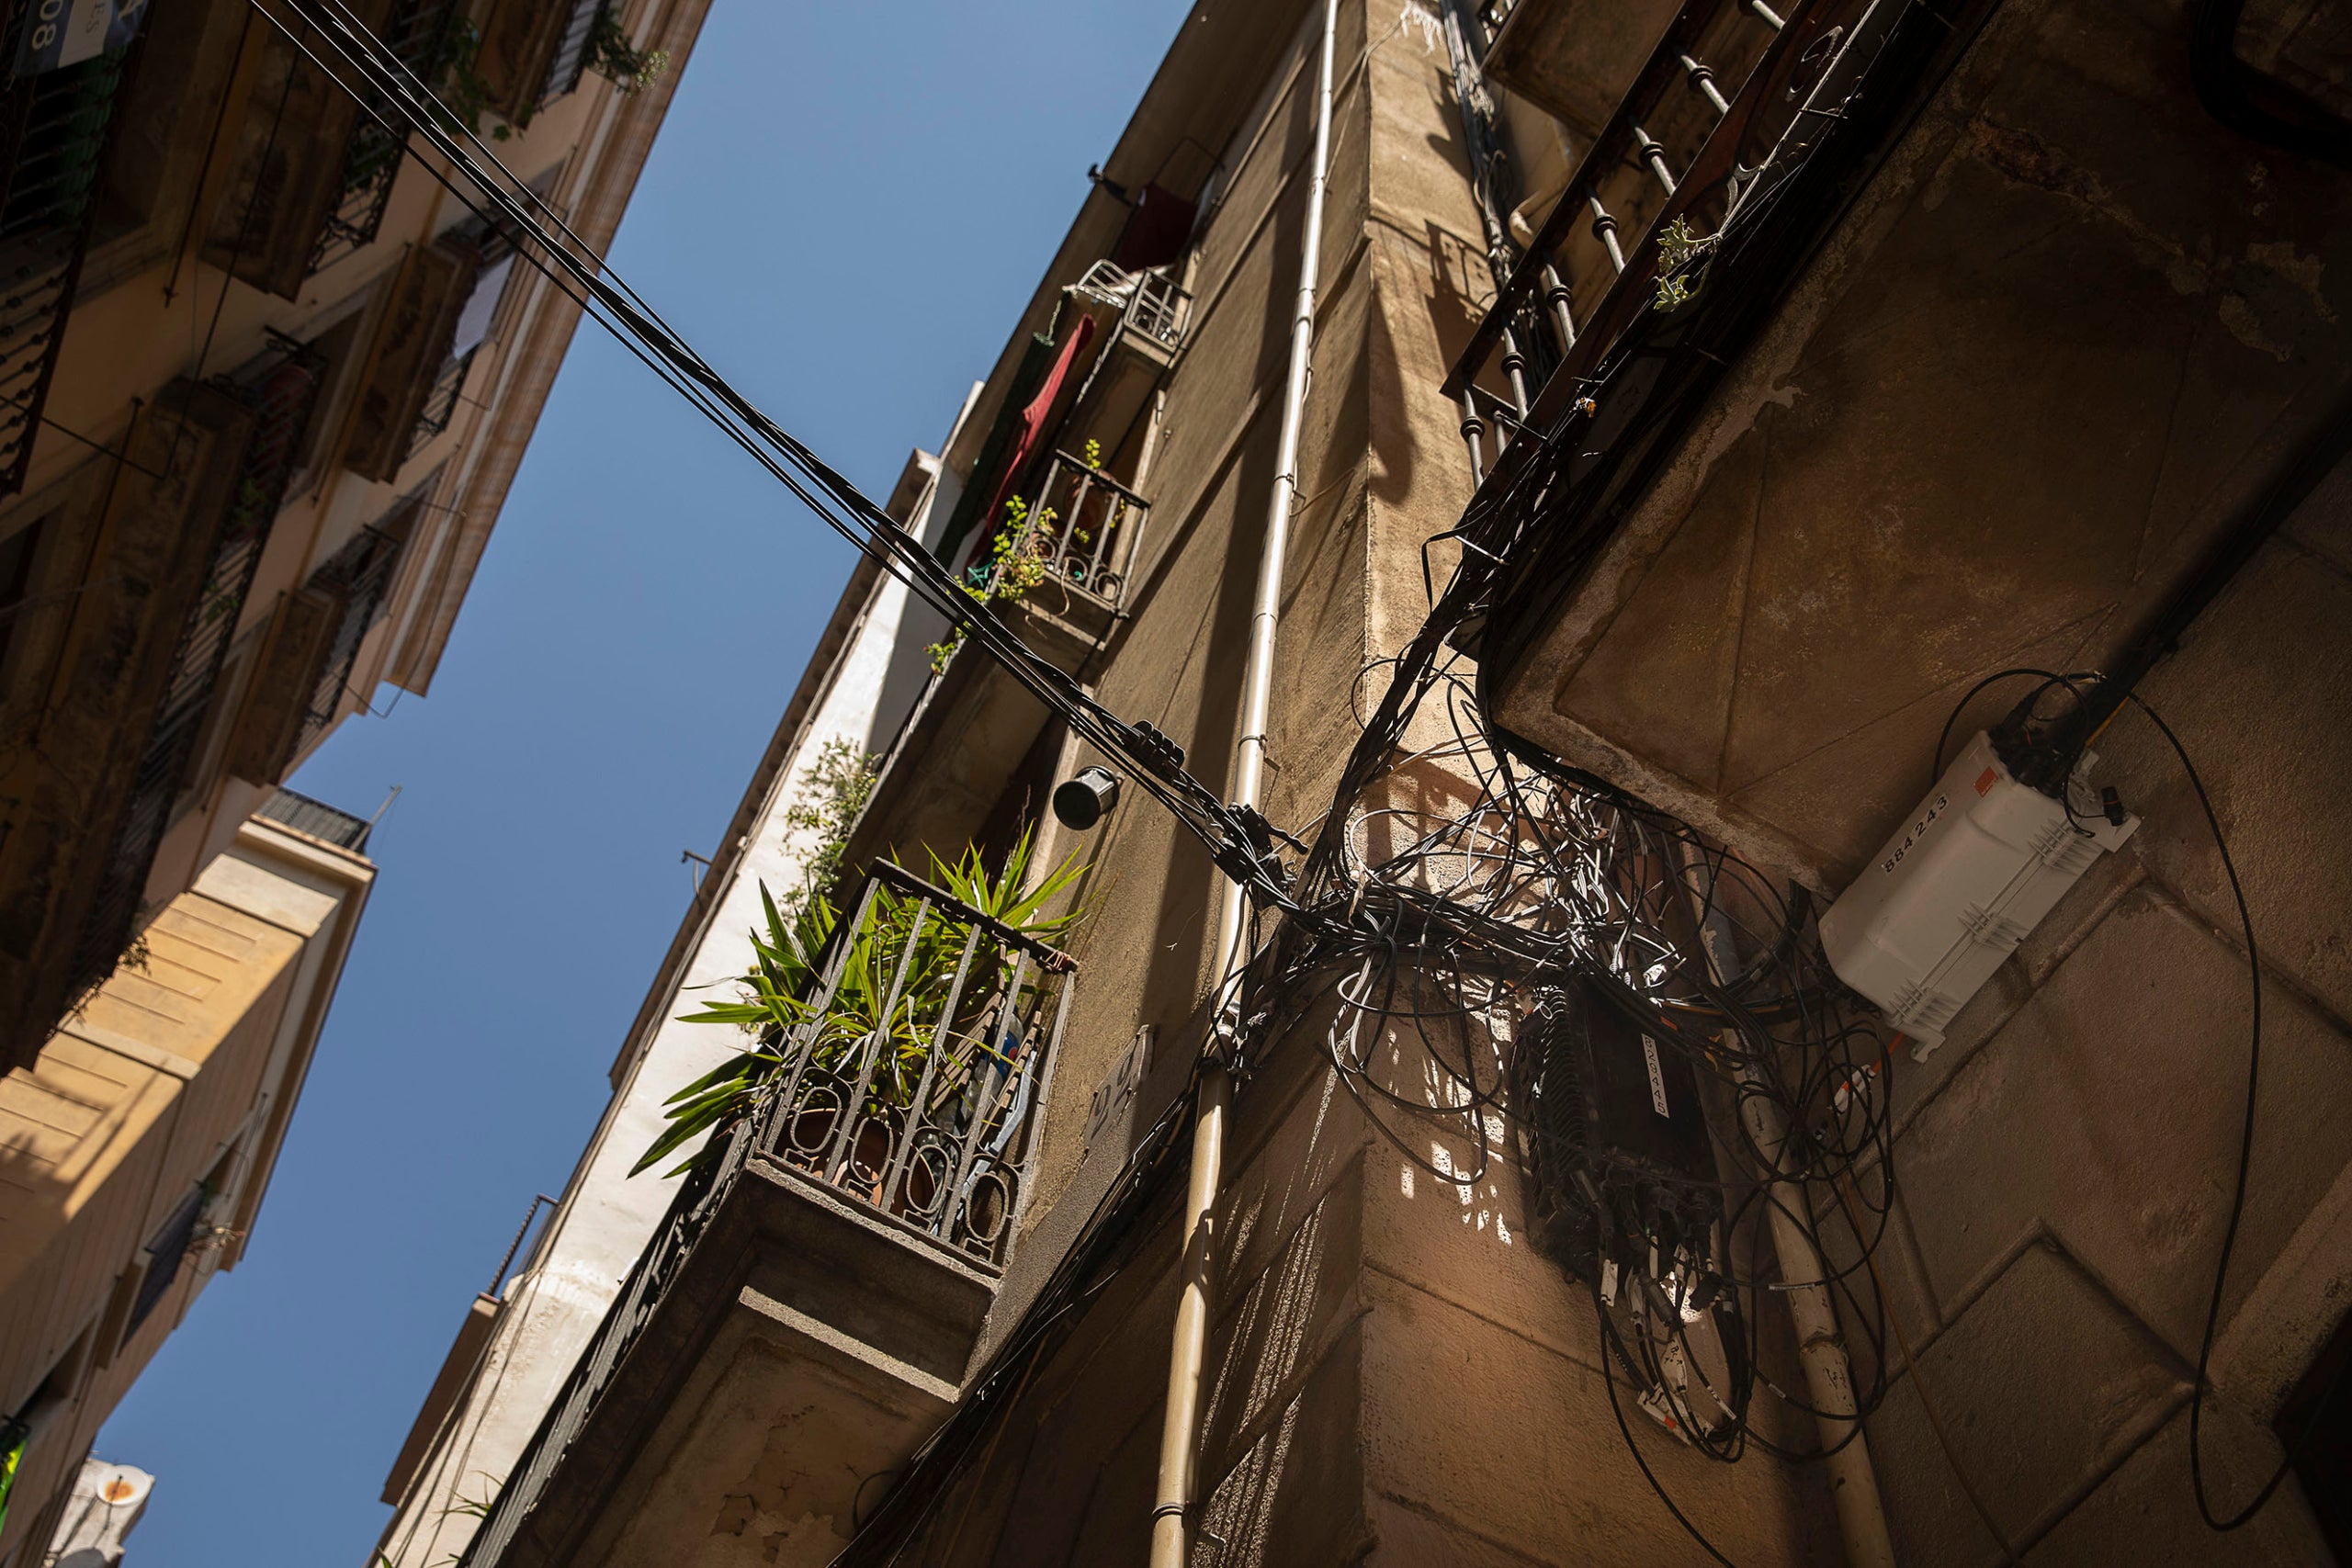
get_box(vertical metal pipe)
[1672,842,1897,1568]
[1150,2,1340,1562]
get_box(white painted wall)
[371,396,975,1568]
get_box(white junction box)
[1820,730,2138,1060]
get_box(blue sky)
[94,3,1193,1562]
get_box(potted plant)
[633,829,1085,1208]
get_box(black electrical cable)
[2130,688,2288,1533]
[264,0,1942,1552]
[242,0,1301,920]
[1594,1276,1747,1568]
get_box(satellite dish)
[86,1462,153,1510]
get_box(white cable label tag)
[1642,1034,1669,1118]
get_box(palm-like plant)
[633,829,1084,1178]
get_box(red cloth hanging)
[977,313,1100,562]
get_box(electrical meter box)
[1819,730,2138,1059]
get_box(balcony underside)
[488,1156,992,1568]
[842,596,1103,873]
[0,383,257,1065]
[1484,0,1680,140]
[1063,321,1175,475]
[1478,0,2352,886]
[199,0,401,299]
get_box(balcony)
[407,225,518,457]
[0,32,135,496]
[1441,0,1860,487]
[311,0,461,273]
[1056,258,1188,474]
[296,522,406,746]
[963,449,1151,661]
[455,863,1077,1568]
[254,787,374,853]
[470,0,606,124]
[344,230,481,481]
[1476,0,1681,141]
[62,339,327,1004]
[200,0,453,299]
[936,258,1188,581]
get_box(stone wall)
[1486,0,2352,1559]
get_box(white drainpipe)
[1675,841,1898,1568]
[1148,2,1340,1562]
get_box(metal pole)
[1149,1,1340,1562]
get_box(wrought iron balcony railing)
[1441,0,1887,485]
[0,29,132,496]
[453,861,1077,1568]
[1070,257,1191,347]
[977,450,1151,613]
[64,339,328,1001]
[256,786,374,852]
[311,0,461,275]
[296,522,406,748]
[753,861,1075,1263]
[407,220,515,456]
[408,344,475,449]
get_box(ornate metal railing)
[256,786,374,852]
[409,344,475,449]
[453,862,1076,1568]
[979,450,1151,613]
[297,522,406,746]
[311,0,461,274]
[754,862,1075,1264]
[64,338,328,1000]
[1441,0,1888,483]
[406,220,514,457]
[0,24,133,496]
[1070,257,1191,347]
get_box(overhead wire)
[240,0,1299,919]
[268,2,2272,1563]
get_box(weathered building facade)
[0,0,705,1066]
[0,793,372,1566]
[374,423,961,1568]
[0,0,709,1559]
[392,1,2352,1565]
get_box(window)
[126,1185,206,1337]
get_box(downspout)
[1674,842,1897,1568]
[1148,2,1340,1562]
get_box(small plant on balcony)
[634,829,1085,1178]
[1651,216,1719,313]
[923,467,1112,672]
[776,738,878,921]
[431,18,520,141]
[588,9,670,96]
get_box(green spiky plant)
[633,829,1085,1178]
